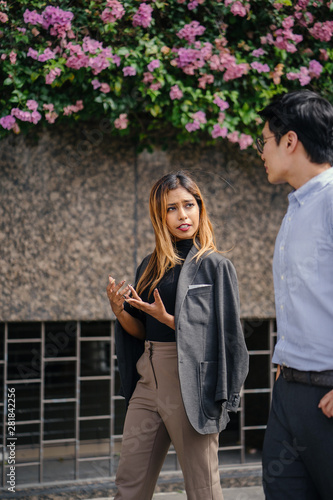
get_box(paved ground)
[154,486,265,500]
[97,485,265,500]
[151,487,265,499]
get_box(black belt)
[281,366,333,388]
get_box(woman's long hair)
[136,171,218,297]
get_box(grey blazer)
[115,244,249,435]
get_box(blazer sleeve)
[214,259,249,412]
[114,255,150,405]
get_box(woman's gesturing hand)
[126,286,175,330]
[106,276,131,317]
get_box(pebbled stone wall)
[0,125,289,321]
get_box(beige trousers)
[114,341,224,500]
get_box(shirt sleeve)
[123,255,151,324]
[329,197,333,238]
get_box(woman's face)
[165,186,200,241]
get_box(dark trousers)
[262,375,333,500]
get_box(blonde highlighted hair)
[136,171,219,297]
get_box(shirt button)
[280,246,284,251]
[288,217,291,221]
[280,305,284,310]
[282,336,285,340]
[281,275,284,280]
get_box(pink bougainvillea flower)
[112,54,121,66]
[42,6,74,37]
[230,1,249,17]
[251,61,270,73]
[100,83,111,93]
[213,96,229,111]
[188,1,199,10]
[308,60,323,78]
[150,82,162,91]
[9,107,42,124]
[66,53,90,70]
[132,3,153,28]
[211,124,228,139]
[286,67,311,86]
[31,111,42,124]
[91,79,101,89]
[11,109,31,122]
[45,111,58,124]
[63,100,84,115]
[225,0,249,17]
[177,21,206,44]
[227,131,239,143]
[123,66,136,76]
[147,59,160,72]
[38,48,56,62]
[24,6,74,38]
[185,120,201,132]
[218,112,226,124]
[26,100,38,112]
[238,133,253,150]
[282,16,294,29]
[319,49,329,61]
[0,12,9,22]
[100,0,125,24]
[193,111,206,124]
[172,47,206,75]
[9,51,17,64]
[0,115,16,130]
[169,85,183,100]
[45,68,61,84]
[23,9,43,25]
[43,103,55,112]
[12,122,21,134]
[198,74,214,89]
[82,37,103,54]
[309,21,333,42]
[88,48,113,75]
[114,113,128,130]
[223,62,249,81]
[251,48,265,57]
[295,0,310,8]
[143,72,154,84]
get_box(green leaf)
[149,104,162,117]
[30,72,40,82]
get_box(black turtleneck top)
[124,239,193,341]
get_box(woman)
[107,171,249,500]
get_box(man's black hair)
[259,90,333,165]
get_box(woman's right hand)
[106,276,131,317]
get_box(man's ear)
[285,130,298,152]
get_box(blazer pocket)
[187,284,213,296]
[199,361,222,420]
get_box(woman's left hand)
[126,286,175,330]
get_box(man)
[257,90,333,499]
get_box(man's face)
[260,122,289,185]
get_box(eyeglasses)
[256,135,275,155]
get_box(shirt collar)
[288,166,333,205]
